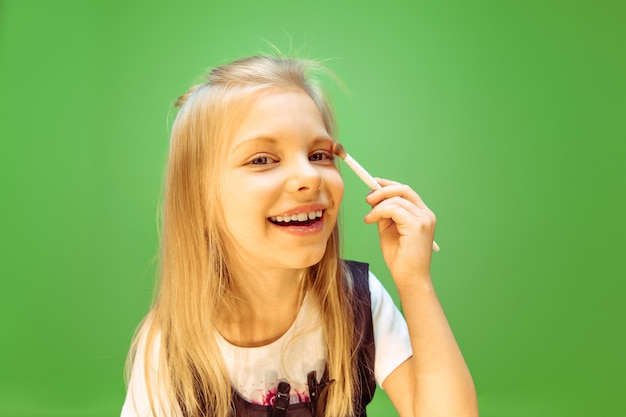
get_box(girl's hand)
[364,178,436,287]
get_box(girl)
[122,55,477,417]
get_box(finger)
[366,180,427,209]
[364,196,435,226]
[365,195,421,221]
[364,202,417,226]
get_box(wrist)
[394,273,435,295]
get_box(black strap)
[344,260,377,416]
[307,370,335,417]
[270,381,291,417]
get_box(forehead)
[229,87,328,143]
[242,87,323,124]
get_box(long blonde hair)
[126,55,358,417]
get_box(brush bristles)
[332,143,347,159]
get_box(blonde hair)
[126,55,358,417]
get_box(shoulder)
[343,260,370,284]
[342,259,392,314]
[122,322,174,416]
[365,269,414,388]
[342,260,373,293]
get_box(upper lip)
[268,203,328,218]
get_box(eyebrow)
[232,136,278,153]
[232,136,333,153]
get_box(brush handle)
[344,154,381,190]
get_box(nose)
[285,157,322,193]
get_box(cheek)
[327,170,345,203]
[220,173,264,204]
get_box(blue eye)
[310,150,334,162]
[249,154,277,165]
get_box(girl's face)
[218,87,344,277]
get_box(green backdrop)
[1,1,624,416]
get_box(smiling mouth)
[269,210,324,226]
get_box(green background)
[1,1,624,416]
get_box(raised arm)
[364,178,478,417]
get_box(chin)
[283,248,328,270]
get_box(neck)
[217,265,308,347]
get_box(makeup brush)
[332,143,381,191]
[332,142,440,252]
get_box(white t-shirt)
[121,271,412,416]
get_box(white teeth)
[270,210,324,223]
